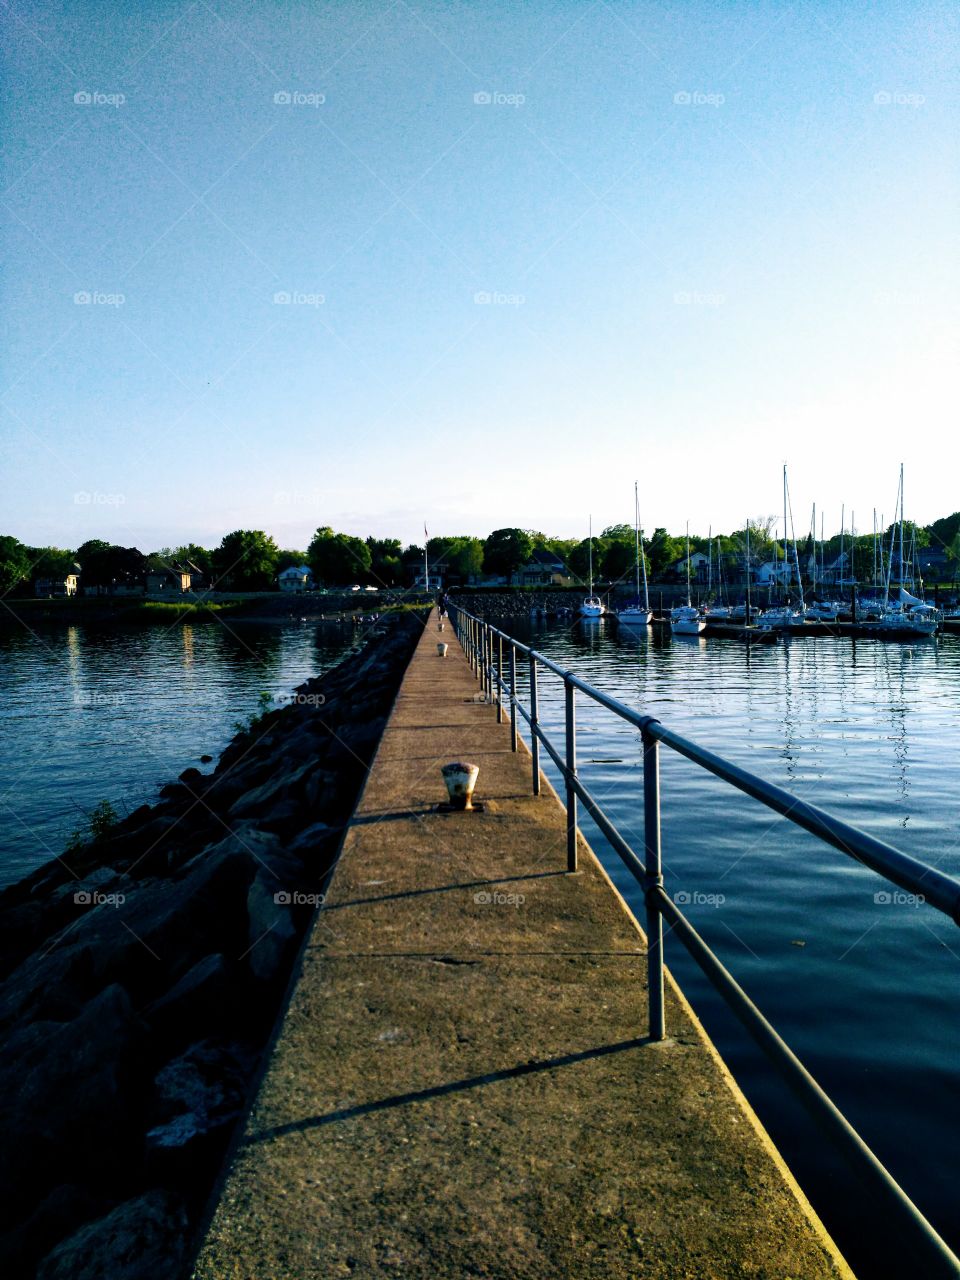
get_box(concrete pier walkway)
[193,612,853,1279]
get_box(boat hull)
[671,610,705,635]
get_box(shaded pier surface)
[193,613,853,1279]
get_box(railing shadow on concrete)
[449,603,960,1279]
[321,870,566,911]
[243,1037,653,1147]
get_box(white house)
[35,571,80,597]
[516,549,572,587]
[754,560,792,586]
[145,567,192,594]
[278,564,314,593]
[671,551,710,584]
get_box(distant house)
[670,551,710,584]
[516,549,572,587]
[35,569,80,597]
[145,566,192,594]
[820,553,855,587]
[413,572,443,590]
[754,560,792,586]
[278,564,314,593]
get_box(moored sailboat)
[580,515,603,618]
[671,523,706,634]
[876,466,940,637]
[618,482,652,625]
[758,465,806,629]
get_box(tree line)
[2,512,958,596]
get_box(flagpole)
[424,523,429,594]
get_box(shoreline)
[0,611,425,1279]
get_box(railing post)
[485,625,492,701]
[564,678,578,872]
[509,643,518,751]
[643,728,665,1041]
[529,653,541,795]
[496,634,504,722]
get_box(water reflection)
[497,617,960,1255]
[0,621,356,887]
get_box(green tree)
[25,546,77,580]
[0,536,31,595]
[82,545,147,588]
[75,539,111,568]
[646,528,683,577]
[175,544,213,576]
[482,528,533,577]
[927,512,960,551]
[544,537,578,569]
[600,538,634,582]
[212,530,280,590]
[427,535,484,581]
[366,537,403,586]
[145,549,174,571]
[448,537,484,580]
[883,520,930,550]
[400,544,425,586]
[276,548,309,573]
[568,536,608,582]
[308,527,371,586]
[601,523,634,542]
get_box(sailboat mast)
[745,523,752,618]
[820,511,825,589]
[686,521,692,606]
[873,509,878,589]
[633,483,641,602]
[782,464,788,595]
[708,525,713,596]
[899,463,905,589]
[588,514,593,596]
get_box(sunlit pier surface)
[193,612,852,1279]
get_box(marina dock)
[193,611,853,1279]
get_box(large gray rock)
[0,984,145,1208]
[146,1038,255,1156]
[145,952,234,1045]
[246,871,297,982]
[227,759,314,820]
[0,826,264,1028]
[35,1189,188,1280]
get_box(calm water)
[498,617,960,1270]
[0,620,359,888]
[1,614,957,1269]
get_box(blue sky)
[2,0,956,552]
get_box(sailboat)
[618,483,652,625]
[704,536,732,622]
[758,465,806,629]
[877,466,939,637]
[580,515,603,618]
[671,523,706,634]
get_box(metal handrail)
[449,604,960,1277]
